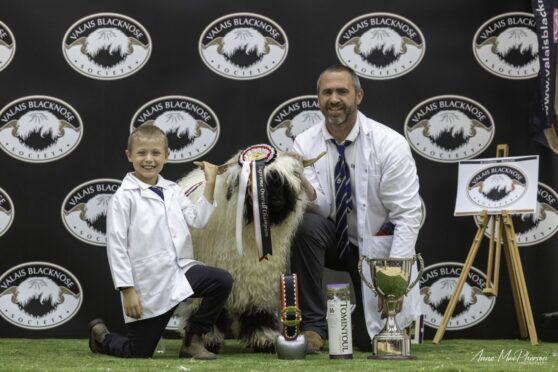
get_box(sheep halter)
[236,144,276,260]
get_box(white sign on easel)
[454,155,539,216]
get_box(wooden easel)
[433,144,538,346]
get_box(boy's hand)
[121,287,143,319]
[201,161,218,184]
[195,161,218,204]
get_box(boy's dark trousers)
[101,265,233,358]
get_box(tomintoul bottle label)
[326,283,353,359]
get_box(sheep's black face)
[243,169,298,226]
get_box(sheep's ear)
[302,151,326,167]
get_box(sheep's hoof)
[252,344,275,353]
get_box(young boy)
[88,124,232,360]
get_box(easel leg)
[503,213,538,345]
[503,237,527,338]
[433,213,489,344]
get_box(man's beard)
[324,106,355,127]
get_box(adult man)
[291,65,422,353]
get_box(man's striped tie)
[331,139,352,260]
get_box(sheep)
[64,194,111,233]
[340,27,422,67]
[175,148,321,352]
[2,111,78,151]
[478,27,538,67]
[140,111,217,153]
[202,27,284,68]
[65,28,148,68]
[0,277,79,317]
[420,279,483,318]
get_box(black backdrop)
[1,0,557,340]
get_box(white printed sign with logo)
[454,156,539,216]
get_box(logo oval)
[61,179,121,246]
[130,96,220,163]
[267,95,323,151]
[62,12,152,80]
[199,12,289,80]
[336,13,425,80]
[419,262,495,330]
[0,187,14,237]
[474,182,558,246]
[0,262,83,330]
[467,165,527,208]
[0,95,83,163]
[473,12,538,80]
[404,95,495,163]
[0,20,16,72]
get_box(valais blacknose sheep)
[175,148,321,352]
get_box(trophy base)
[371,333,416,360]
[368,354,417,360]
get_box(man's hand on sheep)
[284,151,318,202]
[121,287,143,319]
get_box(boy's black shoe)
[88,318,109,354]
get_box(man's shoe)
[179,333,218,360]
[88,318,109,354]
[303,330,324,354]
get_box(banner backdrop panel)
[1,0,557,340]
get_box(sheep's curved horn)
[1,120,18,136]
[302,151,326,167]
[58,287,79,304]
[195,120,218,137]
[58,120,79,137]
[202,37,225,55]
[0,39,12,49]
[65,37,88,54]
[0,286,18,304]
[127,37,149,54]
[64,203,87,220]
[193,159,236,175]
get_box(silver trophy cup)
[358,254,424,360]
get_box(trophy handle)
[358,256,378,295]
[406,253,425,293]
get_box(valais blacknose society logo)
[467,164,528,209]
[474,182,558,246]
[267,95,323,151]
[61,179,121,246]
[420,262,495,330]
[0,262,82,330]
[199,12,288,80]
[63,13,151,80]
[0,20,16,72]
[0,187,14,237]
[405,95,495,163]
[0,96,83,163]
[473,12,538,79]
[336,13,425,80]
[131,96,220,162]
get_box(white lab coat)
[106,173,216,323]
[293,111,423,338]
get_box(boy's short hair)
[127,124,169,151]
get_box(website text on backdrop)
[88,124,233,360]
[289,64,423,354]
[433,144,539,346]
